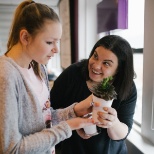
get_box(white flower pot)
[83,114,99,136]
[92,94,113,123]
[83,124,98,136]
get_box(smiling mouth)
[92,69,102,75]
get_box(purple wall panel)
[118,0,128,29]
[97,0,128,33]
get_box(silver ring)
[90,102,94,106]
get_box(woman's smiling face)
[88,46,118,83]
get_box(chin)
[89,76,101,83]
[89,74,101,82]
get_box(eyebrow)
[94,51,114,63]
[104,60,114,63]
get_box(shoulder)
[113,81,137,109]
[0,57,22,95]
[0,56,18,76]
[65,61,84,71]
[127,81,137,102]
[62,60,87,76]
[0,56,23,85]
[128,81,137,101]
[53,61,87,86]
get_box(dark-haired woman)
[50,35,137,154]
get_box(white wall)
[78,0,100,60]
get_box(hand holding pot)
[96,107,118,128]
[74,95,93,117]
[82,113,99,137]
[92,94,113,123]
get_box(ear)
[19,29,30,45]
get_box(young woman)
[0,1,94,153]
[50,35,137,154]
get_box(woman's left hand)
[96,107,118,128]
[96,107,129,140]
[74,95,93,117]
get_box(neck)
[86,80,95,89]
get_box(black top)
[50,60,137,154]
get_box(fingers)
[96,115,113,128]
[67,117,94,130]
[96,121,112,128]
[87,95,93,107]
[98,111,115,122]
[96,107,117,128]
[103,107,117,116]
[93,102,101,107]
[77,117,94,128]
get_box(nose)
[52,42,59,53]
[93,60,102,70]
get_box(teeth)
[92,69,101,75]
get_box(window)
[133,49,143,125]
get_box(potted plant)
[90,76,117,122]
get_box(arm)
[51,95,93,125]
[0,64,74,153]
[107,116,128,140]
[97,107,129,140]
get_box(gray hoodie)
[0,55,76,154]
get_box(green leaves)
[102,76,113,90]
[91,76,117,101]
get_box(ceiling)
[0,0,60,6]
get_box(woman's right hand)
[66,117,93,130]
[73,95,93,117]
